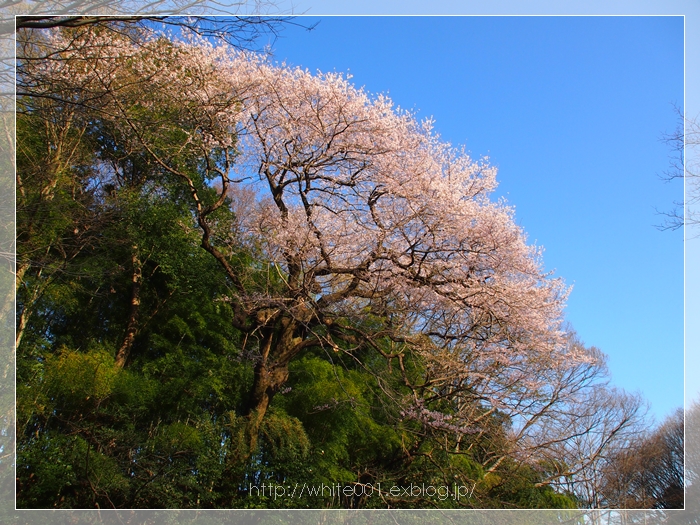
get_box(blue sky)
[260,15,685,422]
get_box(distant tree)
[517,341,649,509]
[658,107,700,233]
[666,400,700,525]
[600,408,684,511]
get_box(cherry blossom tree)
[19,24,604,461]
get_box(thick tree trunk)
[245,358,291,454]
[115,246,142,369]
[243,314,308,455]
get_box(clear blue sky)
[261,15,685,423]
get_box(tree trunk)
[15,264,45,349]
[115,246,142,368]
[243,314,307,454]
[245,359,290,454]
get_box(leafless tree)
[599,408,684,511]
[664,400,700,525]
[510,333,649,509]
[657,106,700,234]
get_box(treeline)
[14,18,684,511]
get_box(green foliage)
[475,462,577,509]
[44,346,118,407]
[17,430,133,509]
